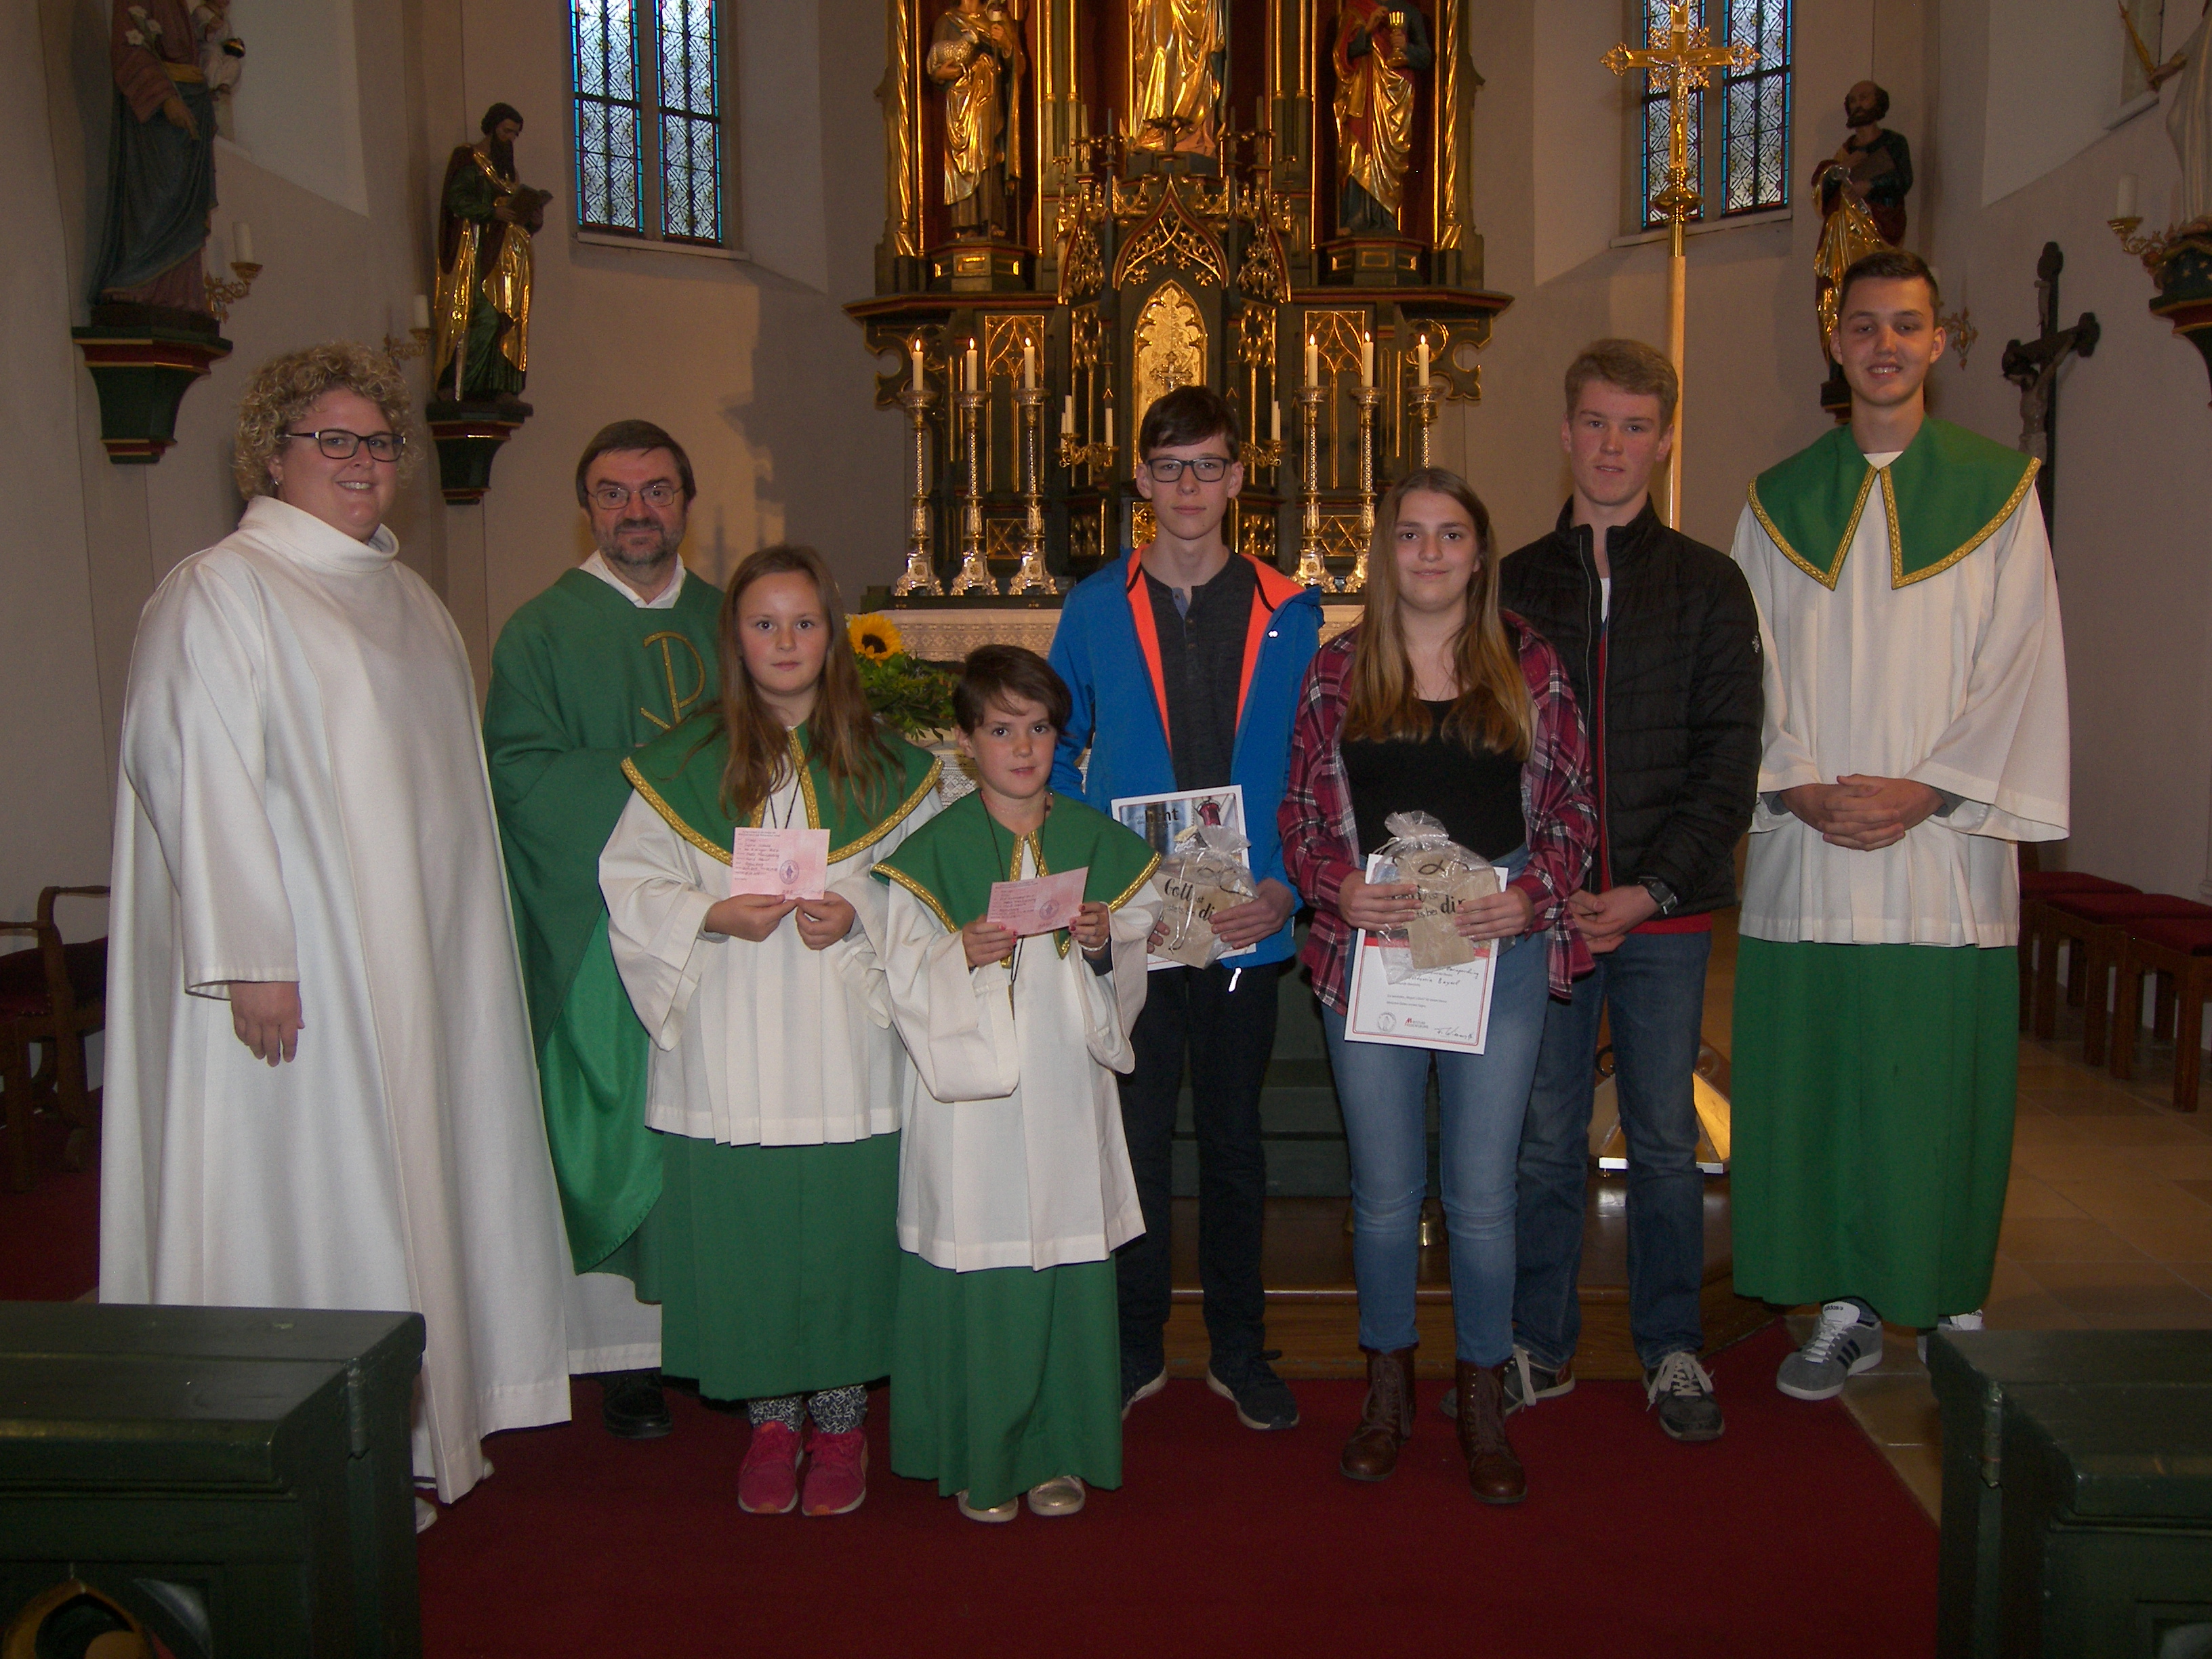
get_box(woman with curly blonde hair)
[103,342,571,1521]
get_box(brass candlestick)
[1407,381,1442,470]
[1239,437,1286,476]
[204,260,261,325]
[1349,386,1380,592]
[1294,386,1334,592]
[382,325,434,362]
[950,384,998,596]
[893,384,943,596]
[1009,386,1057,594]
[1057,430,1118,473]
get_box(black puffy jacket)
[1498,500,1762,918]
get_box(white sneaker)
[1917,1309,1985,1364]
[1776,1300,1883,1401]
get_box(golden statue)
[434,103,547,404]
[1130,0,1225,156]
[1332,0,1431,234]
[928,0,1025,239]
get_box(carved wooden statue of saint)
[1812,81,1912,351]
[434,103,548,406]
[1130,0,1226,156]
[1332,0,1432,235]
[90,0,228,318]
[928,0,1025,240]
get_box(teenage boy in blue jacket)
[1048,385,1322,1433]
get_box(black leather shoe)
[599,1370,674,1439]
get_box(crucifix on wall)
[2000,241,2100,539]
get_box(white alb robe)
[857,851,1162,1273]
[1732,462,2070,948]
[100,496,571,1503]
[600,773,938,1146]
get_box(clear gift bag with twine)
[1149,823,1259,968]
[1369,811,1502,983]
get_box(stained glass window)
[1719,0,1790,214]
[1639,0,1704,229]
[573,0,644,232]
[657,0,722,243]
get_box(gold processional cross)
[1603,3,1757,528]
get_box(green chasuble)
[869,790,1160,954]
[483,567,722,1272]
[1746,417,2039,590]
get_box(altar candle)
[232,221,254,266]
[1023,340,1038,390]
[966,340,979,392]
[2116,173,2140,220]
[1063,392,1076,431]
[1416,337,1431,388]
[1360,331,1374,388]
[1271,399,1282,442]
[910,340,926,390]
[1104,406,1113,449]
[411,293,431,331]
[1305,334,1318,388]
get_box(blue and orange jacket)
[1046,548,1324,967]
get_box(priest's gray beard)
[600,522,678,586]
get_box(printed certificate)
[988,867,1089,937]
[729,826,830,900]
[1343,858,1509,1053]
[1107,783,1255,969]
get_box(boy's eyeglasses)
[1143,456,1233,483]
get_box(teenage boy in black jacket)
[1496,340,1762,1441]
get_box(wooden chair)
[2018,871,2135,1031]
[2109,915,2212,1112]
[2032,891,2212,1063]
[0,886,109,1191]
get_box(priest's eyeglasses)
[1143,456,1233,483]
[589,482,682,511]
[286,428,406,462]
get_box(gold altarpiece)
[846,0,1512,601]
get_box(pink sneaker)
[738,1420,802,1515]
[801,1427,869,1516]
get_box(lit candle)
[1305,334,1319,389]
[1271,399,1282,443]
[1360,331,1374,388]
[411,293,432,332]
[232,221,254,266]
[1416,337,1431,388]
[1023,340,1038,391]
[1063,392,1076,431]
[966,340,979,392]
[910,340,925,391]
[2116,173,2140,220]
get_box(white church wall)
[1927,0,2212,897]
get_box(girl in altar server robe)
[854,646,1164,1523]
[599,544,941,1519]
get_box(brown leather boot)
[1454,1359,1527,1504]
[1339,1347,1416,1481]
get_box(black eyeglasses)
[1143,456,1233,483]
[589,482,682,511]
[286,428,405,462]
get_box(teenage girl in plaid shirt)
[1279,468,1597,1506]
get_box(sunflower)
[848,613,903,661]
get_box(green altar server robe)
[484,565,722,1273]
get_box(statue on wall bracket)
[1332,0,1432,235]
[90,0,228,322]
[928,0,1027,239]
[1130,0,1226,158]
[1811,80,1911,411]
[433,104,546,409]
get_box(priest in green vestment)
[1727,251,2068,1401]
[484,421,722,1438]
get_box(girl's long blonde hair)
[713,545,897,822]
[1344,468,1532,759]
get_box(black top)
[1340,699,1525,861]
[1496,499,1762,916]
[1145,553,1254,792]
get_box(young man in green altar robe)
[1728,249,2069,1400]
[483,421,722,1438]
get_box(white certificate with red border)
[1342,857,1506,1053]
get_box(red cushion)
[2049,892,2212,922]
[2128,916,2212,957]
[2020,872,2135,897]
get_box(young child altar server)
[855,646,1164,1523]
[600,544,941,1518]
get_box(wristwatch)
[1637,876,1679,918]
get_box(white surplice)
[100,496,571,1503]
[600,773,938,1147]
[1732,466,2070,949]
[859,850,1162,1273]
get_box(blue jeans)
[1320,895,1551,1366]
[1513,928,1711,1372]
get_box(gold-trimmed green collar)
[1747,417,2039,590]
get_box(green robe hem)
[888,1254,1122,1509]
[539,918,657,1273]
[1729,938,2017,1328]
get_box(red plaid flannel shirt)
[1278,616,1599,1013]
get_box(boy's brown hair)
[1563,338,1679,430]
[953,644,1072,734]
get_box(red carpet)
[420,1322,1936,1657]
[0,1115,99,1302]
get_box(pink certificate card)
[729,827,830,900]
[988,866,1089,937]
